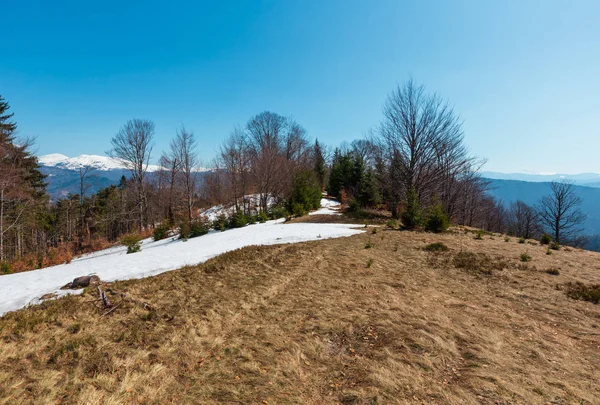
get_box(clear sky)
[2,0,599,173]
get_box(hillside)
[486,179,600,236]
[1,221,599,404]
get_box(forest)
[0,80,586,273]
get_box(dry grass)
[1,227,600,404]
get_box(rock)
[61,275,101,290]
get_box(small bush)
[290,202,307,217]
[545,268,560,275]
[474,230,484,240]
[424,242,449,252]
[228,211,249,229]
[546,249,552,255]
[520,252,532,262]
[153,222,170,241]
[189,218,210,238]
[347,198,366,218]
[504,236,510,242]
[0,261,11,274]
[213,214,228,231]
[366,258,374,268]
[564,282,600,304]
[401,187,422,229]
[518,238,526,244]
[269,205,288,220]
[364,239,374,249]
[453,251,505,275]
[371,228,378,235]
[257,211,269,223]
[550,242,561,251]
[424,203,450,233]
[393,243,399,252]
[121,234,142,254]
[386,219,398,229]
[540,233,552,245]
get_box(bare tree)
[108,119,155,230]
[507,200,539,239]
[378,79,468,212]
[78,166,94,245]
[158,147,181,225]
[173,126,199,221]
[537,180,586,244]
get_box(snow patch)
[0,220,363,316]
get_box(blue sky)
[2,0,599,173]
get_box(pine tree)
[313,139,326,190]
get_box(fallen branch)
[102,304,120,317]
[97,286,112,309]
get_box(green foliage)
[371,227,378,235]
[366,258,374,268]
[327,150,379,208]
[228,210,249,229]
[364,239,374,249]
[386,219,398,229]
[121,234,142,254]
[518,237,526,244]
[313,139,327,189]
[540,233,552,245]
[424,242,449,252]
[564,282,600,304]
[0,262,11,275]
[256,211,269,223]
[520,252,532,262]
[401,187,422,229]
[504,236,510,242]
[189,218,210,238]
[269,205,288,220]
[346,198,366,218]
[550,242,561,251]
[424,203,450,233]
[474,230,484,240]
[153,222,170,241]
[287,169,321,217]
[213,214,228,232]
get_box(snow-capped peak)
[38,154,161,172]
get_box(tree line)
[0,80,587,273]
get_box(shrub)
[364,239,374,249]
[474,230,484,240]
[153,222,170,241]
[257,211,269,223]
[228,210,249,229]
[121,234,142,254]
[347,198,366,218]
[563,282,600,304]
[546,249,552,255]
[453,251,506,275]
[545,268,560,275]
[504,236,510,242]
[520,252,532,262]
[401,187,422,229]
[366,258,374,268]
[371,227,378,235]
[518,238,526,244]
[0,261,11,274]
[213,214,228,231]
[189,218,210,238]
[269,205,288,220]
[424,242,449,252]
[540,233,552,245]
[550,242,561,251]
[393,243,399,252]
[424,203,450,233]
[386,219,398,229]
[290,202,307,217]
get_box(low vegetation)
[563,282,600,304]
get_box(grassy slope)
[1,225,599,404]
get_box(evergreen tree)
[313,139,326,190]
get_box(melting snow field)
[0,218,362,317]
[309,198,342,216]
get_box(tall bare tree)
[173,126,199,221]
[108,119,155,230]
[537,180,586,244]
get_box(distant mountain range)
[481,171,600,188]
[37,154,209,200]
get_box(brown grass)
[1,228,600,404]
